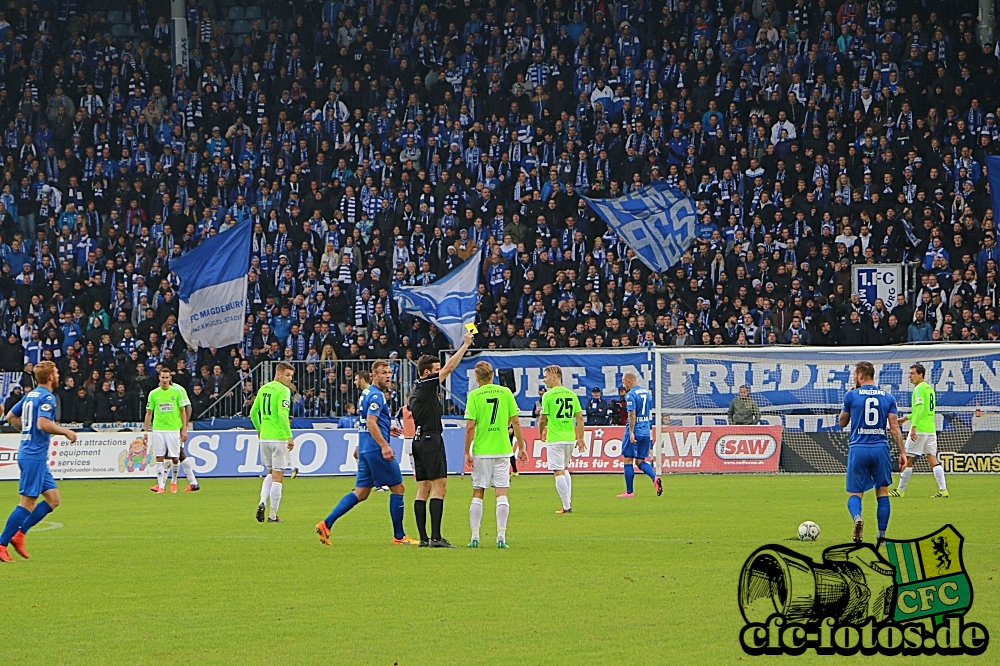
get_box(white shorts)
[260,440,291,471]
[905,432,938,457]
[472,457,510,489]
[150,431,181,459]
[546,442,575,471]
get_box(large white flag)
[171,219,252,349]
[394,255,480,347]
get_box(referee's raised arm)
[436,331,475,382]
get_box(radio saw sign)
[517,426,782,473]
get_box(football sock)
[429,498,444,541]
[897,467,913,491]
[469,497,483,541]
[155,463,166,489]
[171,461,178,483]
[19,501,52,535]
[182,458,197,485]
[564,470,572,496]
[0,506,30,546]
[847,495,862,521]
[260,473,273,505]
[269,482,282,519]
[389,493,405,540]
[555,474,571,510]
[496,496,509,541]
[325,492,359,529]
[638,461,656,481]
[624,464,635,493]
[414,499,428,542]
[932,465,947,490]
[876,496,890,533]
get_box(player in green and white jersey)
[892,363,948,498]
[145,368,192,494]
[538,365,585,514]
[464,360,526,549]
[250,362,296,522]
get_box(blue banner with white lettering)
[447,345,1000,416]
[581,180,697,272]
[187,429,467,477]
[449,350,655,411]
[0,429,470,480]
[655,345,1000,412]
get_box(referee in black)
[408,330,474,547]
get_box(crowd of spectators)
[2,0,1000,424]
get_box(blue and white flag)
[986,154,1000,220]
[171,219,252,349]
[581,180,697,272]
[395,254,479,347]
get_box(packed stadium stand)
[1,0,999,423]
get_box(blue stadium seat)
[245,6,261,19]
[107,10,123,24]
[232,19,250,35]
[111,24,131,37]
[123,10,132,23]
[216,20,230,34]
[228,7,244,20]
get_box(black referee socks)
[414,499,428,542]
[429,498,444,542]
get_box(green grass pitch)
[0,473,997,665]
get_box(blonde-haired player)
[464,360,527,548]
[538,365,586,513]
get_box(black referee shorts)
[412,432,447,481]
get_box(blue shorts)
[622,435,651,460]
[846,445,893,494]
[356,450,403,489]
[18,458,57,498]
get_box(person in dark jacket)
[585,387,611,425]
[94,381,115,422]
[840,311,868,346]
[2,386,23,416]
[611,386,628,425]
[0,333,24,371]
[69,386,96,424]
[885,313,908,344]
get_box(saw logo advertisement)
[737,525,989,656]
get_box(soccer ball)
[797,521,821,541]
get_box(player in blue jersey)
[0,361,78,562]
[839,362,907,549]
[618,372,663,498]
[316,361,419,546]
